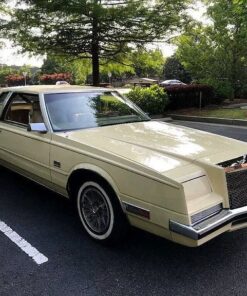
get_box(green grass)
[172,108,247,120]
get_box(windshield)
[44,91,150,132]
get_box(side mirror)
[27,123,47,134]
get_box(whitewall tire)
[76,180,128,243]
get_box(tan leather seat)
[29,102,43,123]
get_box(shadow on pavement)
[0,166,246,296]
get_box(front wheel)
[77,181,128,244]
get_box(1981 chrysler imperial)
[1,85,247,247]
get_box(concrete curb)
[167,114,247,127]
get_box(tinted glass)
[44,91,149,132]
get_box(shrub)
[126,85,169,115]
[240,84,247,99]
[202,79,233,101]
[5,74,31,86]
[39,73,72,85]
[164,84,214,109]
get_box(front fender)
[68,163,121,198]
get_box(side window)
[0,92,9,117]
[4,93,44,126]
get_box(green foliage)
[174,108,247,120]
[41,56,91,84]
[42,49,165,85]
[71,59,92,85]
[0,64,35,86]
[100,58,134,81]
[0,2,8,34]
[130,48,165,78]
[127,85,169,115]
[101,99,130,116]
[1,0,190,85]
[41,58,64,75]
[175,0,247,99]
[163,55,191,83]
[0,66,12,85]
[99,48,165,82]
[200,78,234,101]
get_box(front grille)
[226,169,247,209]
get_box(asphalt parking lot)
[1,120,247,296]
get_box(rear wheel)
[76,180,128,244]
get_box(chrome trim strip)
[170,206,247,240]
[0,91,12,118]
[39,93,53,132]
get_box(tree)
[41,55,92,84]
[0,66,12,85]
[163,55,191,83]
[1,64,32,86]
[41,58,65,75]
[205,0,247,98]
[99,58,134,84]
[175,1,247,99]
[130,48,165,78]
[100,48,165,80]
[2,0,190,86]
[0,2,8,48]
[42,48,165,85]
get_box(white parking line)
[0,220,48,265]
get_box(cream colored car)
[1,85,247,247]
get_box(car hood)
[62,121,247,174]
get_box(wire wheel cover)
[80,186,111,234]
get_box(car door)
[0,92,52,185]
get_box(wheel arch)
[67,163,121,202]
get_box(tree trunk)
[92,0,100,86]
[92,42,100,86]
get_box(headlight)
[182,175,224,225]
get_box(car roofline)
[0,85,115,95]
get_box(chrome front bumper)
[170,206,247,240]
